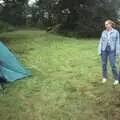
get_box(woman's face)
[105,21,112,30]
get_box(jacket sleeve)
[116,31,120,56]
[98,32,103,55]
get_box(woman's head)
[104,19,115,30]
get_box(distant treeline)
[0,0,120,37]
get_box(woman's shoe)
[102,78,107,83]
[113,80,119,85]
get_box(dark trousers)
[101,46,118,80]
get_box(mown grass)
[0,29,120,120]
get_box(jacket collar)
[105,28,114,33]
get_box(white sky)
[0,0,4,4]
[0,0,37,6]
[28,0,38,6]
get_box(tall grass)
[0,30,119,120]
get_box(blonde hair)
[105,19,115,28]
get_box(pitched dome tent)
[0,41,31,82]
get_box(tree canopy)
[0,0,120,36]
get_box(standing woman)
[98,19,120,85]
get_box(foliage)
[51,0,120,36]
[0,20,16,32]
[0,0,120,36]
[0,0,28,26]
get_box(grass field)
[0,29,120,120]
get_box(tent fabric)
[0,41,31,82]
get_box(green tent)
[0,41,31,82]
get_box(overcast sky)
[28,0,38,6]
[0,0,3,4]
[0,0,37,5]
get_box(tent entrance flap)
[0,41,31,81]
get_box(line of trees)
[0,0,120,36]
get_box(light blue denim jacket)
[98,28,120,55]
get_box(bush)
[0,21,16,32]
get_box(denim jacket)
[98,28,120,55]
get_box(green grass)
[0,30,120,120]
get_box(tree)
[51,0,120,36]
[0,0,28,26]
